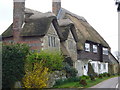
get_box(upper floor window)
[93,45,97,53]
[68,40,73,49]
[48,36,56,47]
[85,43,90,52]
[103,47,108,55]
[98,64,101,70]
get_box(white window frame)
[103,47,108,55]
[85,43,90,52]
[93,45,97,53]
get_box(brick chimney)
[13,0,25,42]
[52,0,61,16]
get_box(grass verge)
[53,75,119,88]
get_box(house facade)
[2,0,116,76]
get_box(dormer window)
[85,43,90,52]
[103,47,108,55]
[93,45,97,53]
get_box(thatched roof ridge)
[57,8,86,21]
[58,19,73,27]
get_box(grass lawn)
[53,75,119,88]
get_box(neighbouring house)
[2,0,65,52]
[108,52,119,75]
[2,0,115,77]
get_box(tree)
[2,44,30,88]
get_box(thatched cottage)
[2,0,117,76]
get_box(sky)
[0,0,118,55]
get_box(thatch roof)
[57,8,110,50]
[2,8,57,38]
[108,52,119,64]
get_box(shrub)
[2,44,30,88]
[89,75,95,81]
[79,79,87,86]
[107,73,111,77]
[63,62,78,78]
[87,63,96,77]
[64,57,73,66]
[98,74,103,79]
[22,62,49,88]
[26,51,64,72]
[54,77,80,86]
[102,72,108,77]
[80,75,90,80]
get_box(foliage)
[22,62,49,88]
[2,44,30,88]
[102,72,108,77]
[25,51,64,72]
[53,74,119,88]
[54,77,80,87]
[63,62,78,78]
[89,74,95,81]
[79,79,87,86]
[98,74,103,79]
[80,75,90,80]
[87,63,96,77]
[64,57,73,66]
[107,73,111,77]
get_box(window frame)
[103,47,108,55]
[85,43,90,52]
[48,36,56,47]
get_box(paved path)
[90,77,119,89]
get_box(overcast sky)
[0,0,118,55]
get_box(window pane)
[85,43,90,52]
[103,47,108,55]
[93,45,97,53]
[48,36,51,46]
[48,36,56,47]
[103,64,106,69]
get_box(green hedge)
[2,44,30,88]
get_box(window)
[103,64,106,69]
[98,64,101,70]
[85,43,90,52]
[93,45,97,53]
[48,36,56,47]
[68,40,73,49]
[103,47,108,55]
[92,63,95,68]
